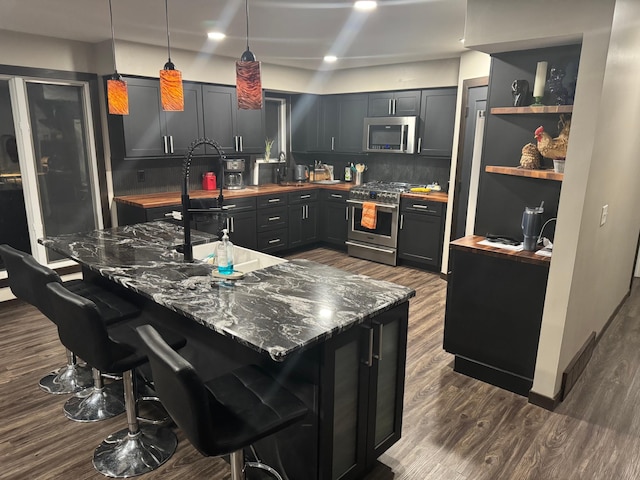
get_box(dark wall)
[474,44,581,240]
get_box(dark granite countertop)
[39,221,415,361]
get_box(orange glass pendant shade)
[107,77,129,115]
[160,68,184,111]
[236,60,262,110]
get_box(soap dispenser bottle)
[216,229,234,275]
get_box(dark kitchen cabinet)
[291,94,321,152]
[319,302,408,480]
[202,84,264,154]
[256,193,288,253]
[320,190,349,247]
[220,197,256,249]
[443,242,549,396]
[367,90,421,117]
[398,199,445,268]
[418,87,457,157]
[288,190,318,248]
[317,94,368,153]
[107,77,204,159]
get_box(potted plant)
[265,138,274,161]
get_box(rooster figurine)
[534,115,571,160]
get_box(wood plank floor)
[1,247,639,479]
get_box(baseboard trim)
[528,390,561,411]
[561,331,596,401]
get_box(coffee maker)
[223,159,245,190]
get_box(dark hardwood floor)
[1,246,639,479]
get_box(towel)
[360,202,377,230]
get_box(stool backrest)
[45,282,132,373]
[136,324,219,456]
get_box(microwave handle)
[400,124,406,152]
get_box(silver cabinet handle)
[163,135,168,153]
[363,326,374,367]
[169,135,174,154]
[239,136,243,152]
[300,194,311,199]
[392,98,397,115]
[331,136,335,151]
[400,214,404,229]
[417,137,422,152]
[268,216,280,221]
[413,204,429,209]
[331,193,343,199]
[226,218,230,230]
[388,99,393,115]
[268,238,280,244]
[224,204,237,209]
[231,216,235,232]
[373,321,383,360]
[268,198,280,203]
[345,206,349,221]
[306,205,309,218]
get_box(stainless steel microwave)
[362,116,417,154]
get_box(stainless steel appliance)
[362,116,417,154]
[346,181,410,266]
[293,164,309,182]
[223,158,245,190]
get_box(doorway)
[451,78,488,240]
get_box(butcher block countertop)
[450,235,551,266]
[114,182,449,209]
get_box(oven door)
[347,200,399,249]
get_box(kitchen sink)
[192,242,287,273]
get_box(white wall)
[441,50,491,274]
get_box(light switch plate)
[600,204,608,226]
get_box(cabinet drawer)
[257,206,288,231]
[221,196,256,212]
[257,228,288,252]
[288,190,318,204]
[320,190,348,202]
[400,199,443,216]
[257,194,288,208]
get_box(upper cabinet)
[202,84,265,155]
[291,94,321,152]
[368,90,421,117]
[418,87,457,157]
[107,76,204,159]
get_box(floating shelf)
[490,105,573,115]
[485,165,563,181]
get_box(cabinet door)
[164,82,204,156]
[302,203,318,244]
[321,198,349,246]
[367,304,408,463]
[319,96,339,151]
[288,204,304,248]
[393,90,421,116]
[291,94,321,152]
[227,210,256,249]
[236,106,265,153]
[398,211,442,266]
[418,88,457,157]
[121,78,165,157]
[367,92,394,117]
[202,85,237,152]
[337,94,368,153]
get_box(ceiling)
[0,0,468,71]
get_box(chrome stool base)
[39,362,93,395]
[92,425,177,478]
[64,384,125,422]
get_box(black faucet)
[181,138,226,262]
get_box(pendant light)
[160,0,184,111]
[236,0,262,110]
[106,0,128,115]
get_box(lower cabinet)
[320,302,408,480]
[320,190,349,247]
[256,193,289,253]
[224,210,256,250]
[398,199,445,268]
[289,190,319,248]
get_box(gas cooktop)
[349,181,412,204]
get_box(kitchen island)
[39,221,415,480]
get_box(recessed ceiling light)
[207,31,226,40]
[354,1,377,11]
[324,55,338,63]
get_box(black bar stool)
[46,282,185,477]
[136,324,309,480]
[0,244,138,404]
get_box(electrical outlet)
[600,204,608,226]
[137,170,145,182]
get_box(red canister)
[202,172,217,190]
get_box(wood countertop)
[114,182,449,208]
[450,235,551,266]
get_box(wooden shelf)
[485,165,564,181]
[490,105,573,115]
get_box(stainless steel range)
[346,181,410,266]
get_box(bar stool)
[0,244,139,402]
[136,324,309,480]
[46,282,185,477]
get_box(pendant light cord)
[245,0,250,51]
[108,0,118,73]
[165,0,172,63]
